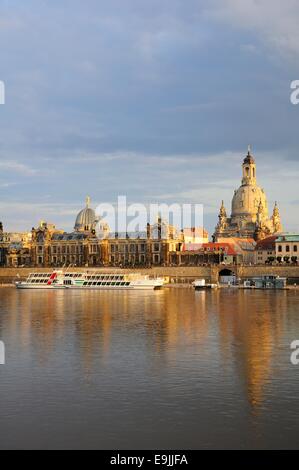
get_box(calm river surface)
[0,287,299,449]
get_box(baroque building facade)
[0,222,32,267]
[0,149,288,268]
[213,148,283,242]
[1,198,185,268]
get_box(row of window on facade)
[110,243,154,253]
[37,245,96,254]
[110,254,150,264]
[37,243,165,255]
[277,245,298,253]
[36,252,161,263]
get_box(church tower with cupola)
[213,147,283,241]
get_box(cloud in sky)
[0,0,299,235]
[206,0,299,59]
[0,160,37,175]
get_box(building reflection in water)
[213,290,290,411]
[1,287,297,411]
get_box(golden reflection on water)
[1,287,298,412]
[212,290,291,411]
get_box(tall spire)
[86,196,91,208]
[272,201,282,233]
[217,200,227,230]
[219,200,227,218]
[273,201,279,216]
[256,198,264,229]
[213,200,228,241]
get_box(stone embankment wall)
[0,266,211,284]
[1,265,299,285]
[239,265,299,281]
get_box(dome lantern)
[242,145,256,186]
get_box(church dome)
[74,197,96,232]
[231,146,269,224]
[231,185,268,223]
[214,147,282,241]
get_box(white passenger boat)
[15,271,164,290]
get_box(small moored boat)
[242,275,287,290]
[192,279,218,290]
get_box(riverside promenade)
[1,265,299,285]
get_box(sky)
[0,0,299,235]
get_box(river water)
[0,287,299,449]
